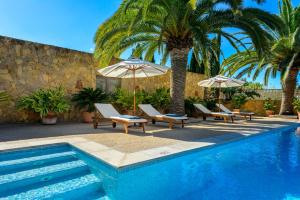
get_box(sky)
[0,0,299,88]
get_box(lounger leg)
[123,123,129,134]
[112,122,116,128]
[250,115,252,121]
[93,120,98,129]
[152,119,156,124]
[93,113,99,129]
[169,121,174,129]
[224,117,228,123]
[181,120,184,128]
[203,116,206,121]
[141,123,145,133]
[231,116,234,123]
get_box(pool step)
[2,174,106,200]
[0,144,108,199]
[0,144,71,162]
[0,160,89,194]
[0,151,78,175]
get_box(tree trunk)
[169,48,189,114]
[279,69,298,115]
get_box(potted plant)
[17,87,70,124]
[231,93,248,112]
[72,88,107,123]
[292,97,300,120]
[263,98,276,117]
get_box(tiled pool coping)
[0,131,256,168]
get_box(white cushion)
[139,104,161,117]
[94,103,121,118]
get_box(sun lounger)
[216,104,254,120]
[138,104,188,128]
[193,103,235,123]
[93,103,147,134]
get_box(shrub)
[232,93,248,109]
[17,87,70,118]
[0,91,9,104]
[185,97,203,117]
[110,87,170,112]
[203,97,217,110]
[71,88,107,112]
[222,82,260,101]
[147,88,170,111]
[292,98,300,112]
[111,88,135,110]
[263,98,276,111]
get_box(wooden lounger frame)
[150,116,185,129]
[201,113,234,123]
[93,111,146,134]
[232,112,253,120]
[216,104,254,121]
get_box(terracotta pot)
[82,111,94,123]
[265,110,274,117]
[233,109,240,113]
[42,112,57,125]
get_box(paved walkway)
[0,117,298,168]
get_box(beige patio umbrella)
[198,75,245,111]
[98,58,169,115]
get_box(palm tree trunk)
[279,69,298,115]
[169,48,189,114]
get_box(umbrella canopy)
[98,58,168,78]
[98,58,169,115]
[198,75,245,112]
[198,75,245,88]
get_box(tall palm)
[222,0,300,115]
[94,0,281,114]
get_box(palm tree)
[94,0,281,114]
[222,0,300,115]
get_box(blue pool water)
[1,125,300,199]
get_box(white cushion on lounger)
[216,104,255,115]
[95,103,147,122]
[139,104,161,117]
[216,104,232,113]
[95,103,121,118]
[139,104,187,120]
[193,104,212,114]
[194,103,235,117]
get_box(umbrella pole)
[218,83,221,112]
[133,69,136,116]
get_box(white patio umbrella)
[98,58,169,115]
[198,75,245,111]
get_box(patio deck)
[0,117,298,168]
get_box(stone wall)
[0,36,96,123]
[254,89,300,100]
[120,71,206,98]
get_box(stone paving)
[0,117,298,168]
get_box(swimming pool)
[1,125,300,199]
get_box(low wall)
[0,36,96,123]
